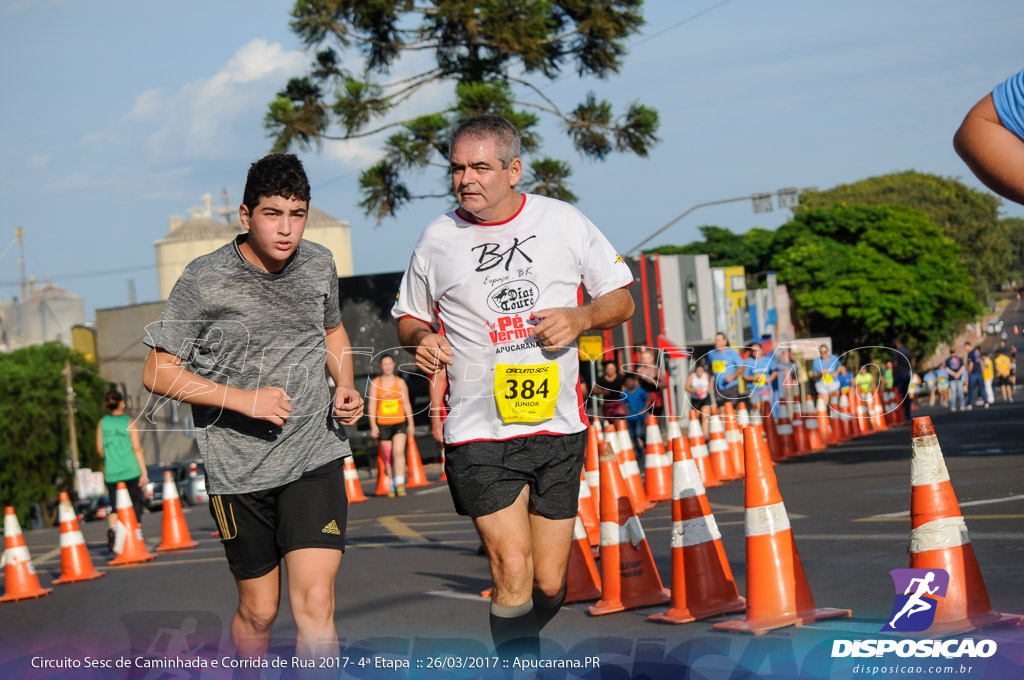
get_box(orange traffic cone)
[52,492,105,584]
[405,434,430,488]
[905,418,1022,635]
[839,390,855,440]
[713,427,851,634]
[1,507,53,601]
[156,471,198,552]
[565,515,602,604]
[438,446,448,482]
[790,401,812,456]
[686,410,721,488]
[853,388,871,437]
[375,445,393,496]
[643,415,672,502]
[612,422,654,513]
[774,402,797,460]
[816,395,835,446]
[648,421,745,624]
[759,402,784,463]
[578,468,600,548]
[828,393,846,443]
[802,395,826,452]
[589,445,671,615]
[871,390,888,432]
[722,402,745,478]
[108,482,156,566]
[585,423,602,509]
[344,456,368,503]
[708,408,741,481]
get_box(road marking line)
[424,590,489,602]
[378,515,428,543]
[414,486,451,496]
[857,494,1024,520]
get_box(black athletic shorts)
[444,431,587,520]
[208,458,347,580]
[377,422,408,441]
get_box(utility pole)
[15,226,27,299]
[64,359,79,473]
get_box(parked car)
[143,463,189,510]
[987,319,1005,335]
[74,494,113,522]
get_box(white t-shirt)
[393,194,634,445]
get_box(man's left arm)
[530,288,634,351]
[326,322,364,425]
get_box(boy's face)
[624,376,637,389]
[238,194,308,272]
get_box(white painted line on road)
[415,486,452,496]
[425,590,490,602]
[860,493,1024,519]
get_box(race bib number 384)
[495,363,560,423]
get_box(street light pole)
[626,186,817,256]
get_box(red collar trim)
[456,194,527,226]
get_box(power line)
[0,264,157,288]
[630,0,735,49]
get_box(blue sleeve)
[993,68,1024,142]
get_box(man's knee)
[237,598,279,634]
[292,581,336,623]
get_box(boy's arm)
[325,322,364,425]
[142,348,292,426]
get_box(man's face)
[714,334,727,350]
[238,194,307,272]
[450,134,522,222]
[751,344,762,359]
[820,347,829,358]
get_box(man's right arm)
[142,348,292,426]
[954,92,1024,205]
[398,317,453,375]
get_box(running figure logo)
[881,568,949,632]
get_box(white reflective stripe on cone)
[578,480,592,500]
[57,503,76,524]
[910,437,951,486]
[708,438,729,453]
[2,545,31,564]
[164,479,180,500]
[671,515,722,549]
[344,467,359,480]
[690,443,710,459]
[622,458,642,478]
[667,420,683,441]
[646,425,664,444]
[672,459,705,500]
[4,514,22,536]
[573,516,588,541]
[776,424,793,435]
[116,487,132,509]
[646,453,671,468]
[585,470,599,489]
[60,531,86,548]
[909,516,971,553]
[601,516,646,548]
[745,502,791,537]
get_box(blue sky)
[2,0,1023,319]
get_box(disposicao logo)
[881,568,949,632]
[879,568,948,632]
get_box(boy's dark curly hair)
[242,153,311,213]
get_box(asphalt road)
[2,298,1022,679]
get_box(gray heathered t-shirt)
[143,236,351,494]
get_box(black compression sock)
[532,585,566,632]
[489,601,539,660]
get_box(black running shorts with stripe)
[208,458,348,580]
[444,431,587,519]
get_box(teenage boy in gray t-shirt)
[141,153,363,662]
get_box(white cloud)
[42,171,117,193]
[125,88,164,121]
[142,39,307,160]
[28,154,51,171]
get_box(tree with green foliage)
[266,0,659,222]
[797,171,1009,302]
[646,224,777,275]
[1002,217,1024,283]
[771,205,980,359]
[0,343,108,526]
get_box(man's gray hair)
[449,114,522,168]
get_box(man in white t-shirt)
[393,115,634,657]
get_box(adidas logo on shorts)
[322,520,341,535]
